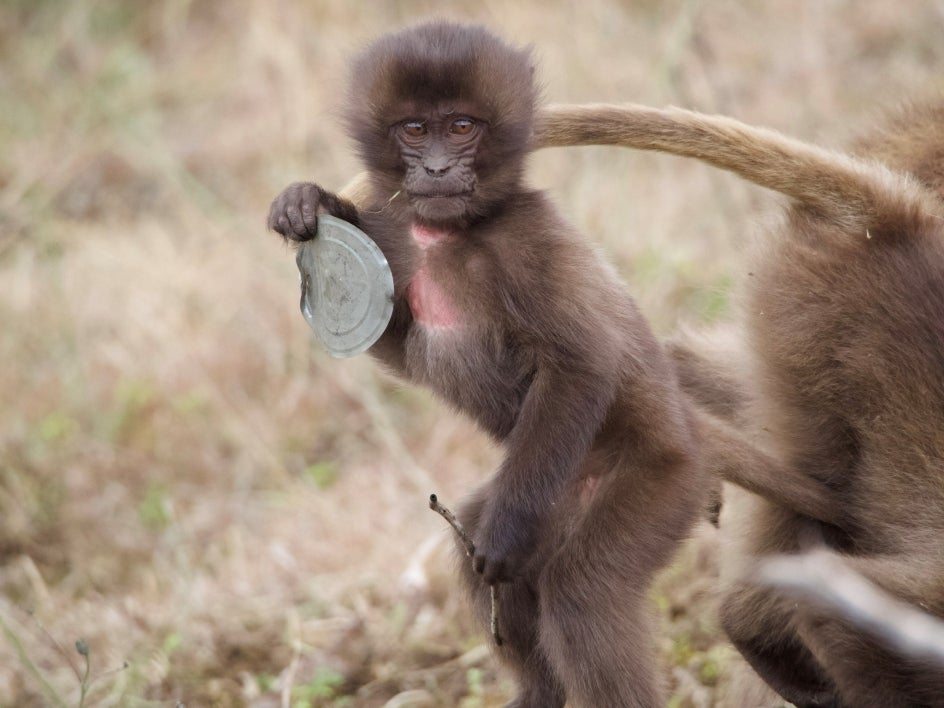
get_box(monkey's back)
[852,99,944,201]
[745,199,944,552]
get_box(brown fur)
[535,100,944,706]
[850,101,944,199]
[268,24,704,707]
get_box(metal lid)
[295,214,394,358]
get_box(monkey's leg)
[668,336,841,525]
[695,409,842,526]
[732,550,944,707]
[792,553,944,708]
[536,460,703,708]
[794,610,944,708]
[719,494,842,707]
[721,579,842,708]
[456,490,566,708]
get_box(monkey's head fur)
[345,22,538,225]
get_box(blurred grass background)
[1,1,942,705]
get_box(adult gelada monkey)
[268,23,704,707]
[536,101,944,707]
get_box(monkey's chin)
[410,193,474,224]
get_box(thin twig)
[428,494,474,556]
[489,586,502,647]
[428,494,503,646]
[363,189,402,214]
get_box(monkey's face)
[393,105,485,223]
[345,22,538,226]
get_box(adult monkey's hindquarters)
[536,99,944,707]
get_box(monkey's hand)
[269,181,361,242]
[472,501,540,584]
[268,182,326,242]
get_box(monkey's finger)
[267,199,288,235]
[476,555,509,585]
[473,553,486,575]
[300,191,319,235]
[267,196,307,241]
[285,202,309,240]
[290,182,322,239]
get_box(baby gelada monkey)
[269,22,703,708]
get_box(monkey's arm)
[471,254,622,584]
[473,347,619,584]
[536,103,934,231]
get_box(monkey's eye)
[449,118,476,136]
[401,121,428,139]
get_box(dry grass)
[1,1,942,705]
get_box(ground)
[1,1,942,705]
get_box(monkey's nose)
[425,165,450,177]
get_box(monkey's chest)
[405,316,533,440]
[405,223,461,329]
[406,263,459,329]
[402,224,531,436]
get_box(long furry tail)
[536,103,934,232]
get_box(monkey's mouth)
[410,190,474,199]
[408,189,476,222]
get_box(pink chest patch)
[406,224,460,329]
[411,223,448,247]
[407,263,459,328]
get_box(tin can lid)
[295,215,394,358]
